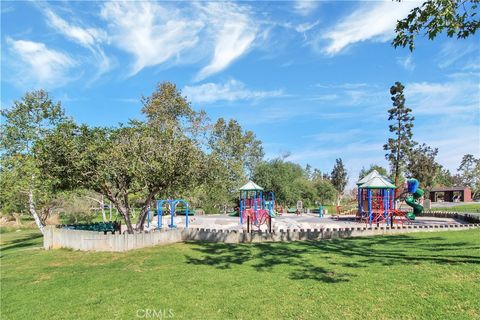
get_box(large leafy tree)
[310,167,337,204]
[358,164,389,180]
[433,166,456,187]
[207,118,264,211]
[209,118,264,180]
[383,82,416,188]
[252,159,306,207]
[393,0,480,51]
[312,178,338,205]
[407,143,441,191]
[37,82,207,233]
[457,154,480,198]
[291,177,318,207]
[330,158,348,205]
[252,158,336,207]
[187,153,237,214]
[0,90,66,234]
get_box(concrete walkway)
[145,213,465,232]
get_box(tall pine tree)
[383,82,415,188]
[330,158,348,205]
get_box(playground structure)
[239,181,275,231]
[139,175,426,232]
[357,170,424,225]
[146,199,190,229]
[357,170,396,224]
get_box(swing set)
[146,199,190,229]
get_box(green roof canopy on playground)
[239,180,264,191]
[357,170,396,225]
[357,170,396,189]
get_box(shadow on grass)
[184,234,480,283]
[0,232,43,255]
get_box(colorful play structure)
[146,199,190,229]
[239,181,275,231]
[357,170,424,225]
[404,178,425,220]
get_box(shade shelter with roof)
[357,170,396,225]
[239,181,274,229]
[428,186,472,202]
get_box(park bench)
[59,221,121,234]
[174,209,195,216]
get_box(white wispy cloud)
[99,2,258,80]
[6,38,75,88]
[195,2,257,81]
[309,94,339,102]
[418,124,480,171]
[116,98,140,104]
[320,1,418,55]
[295,20,320,33]
[240,105,315,125]
[461,60,480,71]
[286,142,383,163]
[183,79,283,104]
[306,129,364,144]
[397,55,415,71]
[44,8,106,47]
[407,74,480,116]
[406,74,480,171]
[1,4,14,14]
[436,40,479,69]
[294,1,319,16]
[101,2,204,76]
[314,82,384,106]
[294,20,320,42]
[43,7,110,78]
[315,83,368,89]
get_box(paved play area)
[147,213,467,232]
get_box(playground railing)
[392,210,411,225]
[355,211,370,224]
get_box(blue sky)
[1,1,479,187]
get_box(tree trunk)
[124,212,134,234]
[28,190,45,235]
[13,213,22,226]
[86,195,107,222]
[40,207,52,225]
[135,205,150,231]
[135,191,156,231]
[102,190,134,233]
[117,204,134,234]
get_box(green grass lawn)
[1,228,480,320]
[429,203,480,213]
